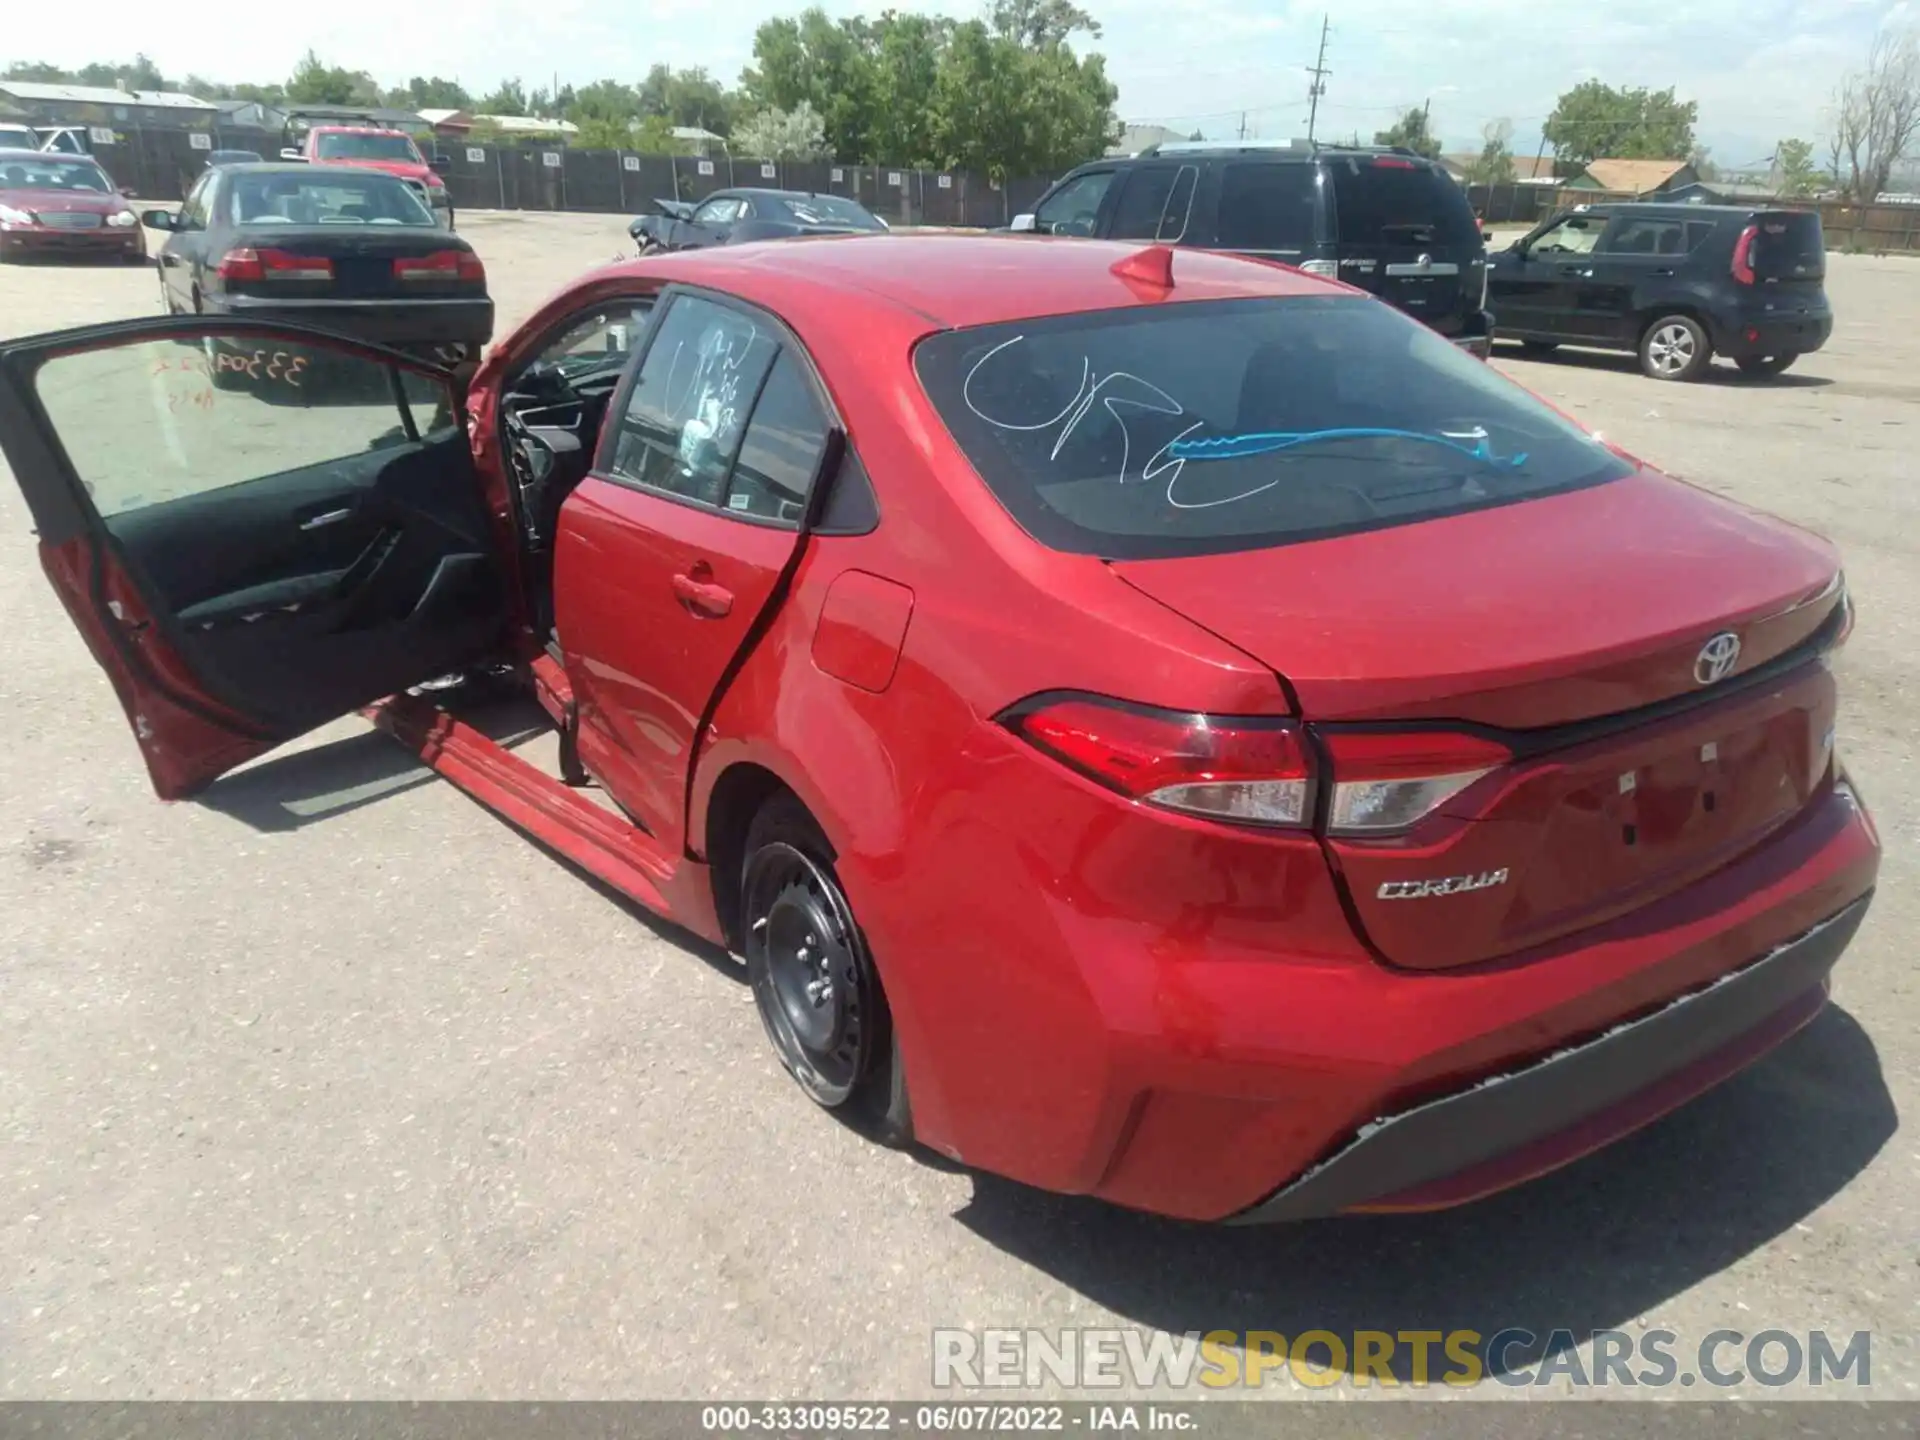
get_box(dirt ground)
[0,211,1914,1403]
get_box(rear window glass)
[1328,159,1476,247]
[228,172,434,226]
[1752,212,1825,280]
[914,296,1631,560]
[1214,164,1317,250]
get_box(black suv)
[1488,202,1831,381]
[1014,140,1495,357]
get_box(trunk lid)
[226,226,475,299]
[1112,469,1846,969]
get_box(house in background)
[0,79,215,136]
[1438,152,1561,185]
[472,114,580,142]
[1108,123,1189,156]
[1565,158,1697,197]
[418,108,474,138]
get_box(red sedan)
[0,150,148,262]
[0,235,1877,1222]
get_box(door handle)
[1651,267,1675,276]
[672,571,734,617]
[300,507,354,530]
[1560,266,1594,278]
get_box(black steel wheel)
[741,795,911,1140]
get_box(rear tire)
[740,794,912,1146]
[1736,353,1798,377]
[1640,314,1711,382]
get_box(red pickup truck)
[280,124,456,229]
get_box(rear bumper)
[1233,890,1869,1221]
[209,294,494,349]
[1715,310,1832,359]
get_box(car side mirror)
[140,208,179,230]
[429,154,450,173]
[278,147,305,162]
[1009,213,1037,232]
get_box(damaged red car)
[0,235,1877,1222]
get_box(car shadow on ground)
[951,1003,1893,1382]
[196,689,550,834]
[1499,344,1835,389]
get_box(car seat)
[1237,339,1344,434]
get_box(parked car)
[1012,139,1495,357]
[0,124,88,155]
[0,150,146,263]
[0,235,1874,1223]
[280,120,455,229]
[629,188,888,254]
[206,149,264,167]
[0,124,38,151]
[146,163,491,364]
[1489,202,1831,381]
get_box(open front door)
[0,317,511,799]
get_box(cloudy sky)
[5,0,1912,164]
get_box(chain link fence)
[82,122,1057,228]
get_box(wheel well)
[704,763,804,952]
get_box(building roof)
[417,108,472,126]
[0,80,215,111]
[1440,152,1558,182]
[474,114,579,135]
[1108,123,1188,157]
[1575,158,1691,194]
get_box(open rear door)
[0,316,512,799]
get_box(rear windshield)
[1328,158,1477,247]
[914,296,1631,559]
[1752,211,1825,280]
[228,172,434,226]
[775,194,883,229]
[314,132,422,163]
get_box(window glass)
[1751,212,1826,280]
[692,198,741,226]
[1601,216,1687,256]
[1214,164,1317,250]
[1034,171,1112,236]
[1108,167,1179,241]
[1159,166,1198,242]
[1684,220,1718,253]
[1327,159,1477,246]
[32,335,447,522]
[725,352,830,524]
[0,155,112,193]
[607,296,777,505]
[228,171,434,227]
[312,131,423,163]
[180,173,213,228]
[1532,214,1605,255]
[537,301,656,380]
[914,295,1630,560]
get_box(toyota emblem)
[1416,253,1432,270]
[1694,632,1742,685]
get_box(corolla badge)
[1377,869,1509,900]
[1694,631,1742,686]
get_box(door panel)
[553,292,824,851]
[0,317,508,798]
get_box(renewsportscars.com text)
[931,1327,1871,1391]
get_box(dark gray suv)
[1014,140,1495,358]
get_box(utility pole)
[1238,111,1248,141]
[1305,14,1331,143]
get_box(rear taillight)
[1005,695,1313,828]
[1298,258,1338,279]
[393,249,484,283]
[1731,223,1758,285]
[1005,695,1514,836]
[1371,156,1417,169]
[1320,730,1510,835]
[216,247,333,282]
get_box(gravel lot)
[0,210,1914,1402]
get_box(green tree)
[286,50,379,106]
[1775,137,1821,196]
[990,0,1101,48]
[1465,121,1517,183]
[743,9,880,159]
[638,65,735,135]
[734,102,831,160]
[390,77,474,111]
[1542,80,1697,167]
[477,79,529,116]
[1373,105,1441,159]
